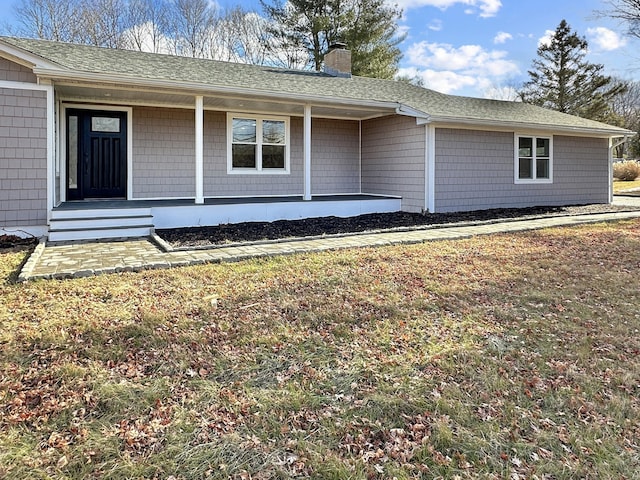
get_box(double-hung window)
[227,113,289,174]
[515,135,552,183]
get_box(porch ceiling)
[54,83,396,120]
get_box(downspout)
[609,135,629,204]
[426,124,436,213]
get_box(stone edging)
[17,238,47,282]
[152,208,640,253]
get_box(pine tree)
[519,19,626,122]
[261,0,403,79]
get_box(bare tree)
[597,0,640,40]
[610,78,640,156]
[217,7,270,64]
[168,0,217,58]
[13,0,81,42]
[121,0,170,53]
[75,0,128,47]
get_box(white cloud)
[587,27,628,51]
[493,31,512,44]
[406,41,519,75]
[538,29,555,47]
[393,0,502,18]
[401,41,519,95]
[428,19,443,31]
[398,67,478,94]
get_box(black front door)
[66,109,127,200]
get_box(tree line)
[7,0,403,78]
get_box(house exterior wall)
[0,87,48,227]
[361,115,425,212]
[132,106,196,198]
[203,112,304,197]
[434,128,609,212]
[0,57,38,83]
[132,108,359,199]
[311,118,360,194]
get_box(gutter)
[28,61,633,138]
[33,67,401,112]
[425,114,634,138]
[395,104,430,121]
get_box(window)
[515,135,552,183]
[227,113,289,174]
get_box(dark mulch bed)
[157,203,640,249]
[0,235,38,250]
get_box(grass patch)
[613,178,640,192]
[1,221,640,478]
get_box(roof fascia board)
[57,96,389,121]
[430,117,632,138]
[395,104,430,121]
[0,40,62,70]
[54,81,394,115]
[35,67,401,111]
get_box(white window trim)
[514,133,553,184]
[226,112,290,175]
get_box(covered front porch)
[49,195,402,241]
[47,79,412,240]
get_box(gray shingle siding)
[434,128,609,212]
[0,56,37,83]
[361,115,425,212]
[0,88,47,227]
[132,107,196,198]
[132,108,359,198]
[311,118,359,194]
[204,112,304,197]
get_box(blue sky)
[0,0,637,99]
[391,0,638,98]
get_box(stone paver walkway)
[18,209,640,281]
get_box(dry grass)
[614,179,640,193]
[1,220,639,479]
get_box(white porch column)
[303,104,312,200]
[425,124,436,213]
[195,95,204,204]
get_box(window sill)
[227,168,290,175]
[514,179,553,185]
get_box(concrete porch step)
[48,225,154,242]
[48,207,154,242]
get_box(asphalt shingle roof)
[1,36,631,135]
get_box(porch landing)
[50,195,402,242]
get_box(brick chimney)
[324,43,351,78]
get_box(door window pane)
[68,115,78,189]
[91,117,120,133]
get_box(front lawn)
[1,221,639,479]
[613,179,640,193]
